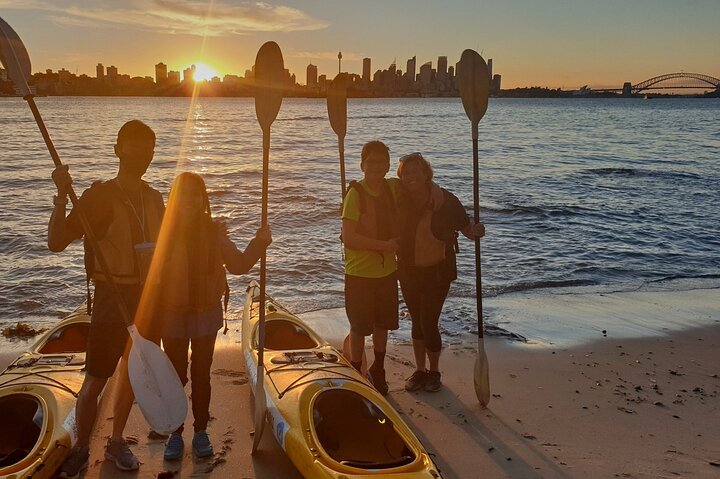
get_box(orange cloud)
[1,0,328,35]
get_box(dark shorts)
[85,282,160,379]
[344,272,399,336]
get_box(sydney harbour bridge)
[593,72,720,96]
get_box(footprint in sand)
[212,368,248,385]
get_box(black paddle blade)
[254,41,285,130]
[327,72,348,138]
[458,49,489,125]
[0,16,32,96]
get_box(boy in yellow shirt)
[341,141,400,395]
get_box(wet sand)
[2,286,718,478]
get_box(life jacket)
[347,179,399,241]
[413,182,451,267]
[160,225,228,313]
[85,180,164,285]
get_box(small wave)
[584,167,637,176]
[648,273,720,283]
[276,115,326,122]
[581,167,701,181]
[481,204,587,218]
[492,279,597,296]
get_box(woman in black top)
[396,153,485,392]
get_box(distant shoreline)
[1,91,717,99]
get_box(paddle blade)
[458,49,489,125]
[327,72,348,138]
[127,325,187,435]
[0,16,32,96]
[251,382,267,453]
[254,41,285,131]
[474,338,491,407]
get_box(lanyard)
[114,178,146,242]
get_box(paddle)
[326,72,348,198]
[0,16,187,434]
[251,40,284,453]
[458,48,491,407]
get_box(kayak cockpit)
[35,320,89,354]
[0,393,44,469]
[312,389,415,469]
[255,317,321,351]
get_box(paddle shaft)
[338,135,347,198]
[472,121,483,339]
[258,126,270,354]
[24,94,133,327]
[252,127,271,452]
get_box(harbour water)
[1,97,718,348]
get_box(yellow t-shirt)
[342,178,399,278]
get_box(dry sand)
[3,286,718,478]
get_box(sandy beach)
[2,285,718,479]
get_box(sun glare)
[193,62,221,82]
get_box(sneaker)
[405,370,428,392]
[58,446,89,479]
[366,365,389,395]
[192,431,214,458]
[164,432,184,461]
[104,437,139,471]
[425,370,442,392]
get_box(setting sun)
[192,62,221,82]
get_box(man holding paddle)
[48,120,164,478]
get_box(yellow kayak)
[241,281,442,478]
[0,307,89,479]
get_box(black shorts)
[85,282,159,379]
[344,272,399,336]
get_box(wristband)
[53,195,68,206]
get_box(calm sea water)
[1,97,719,345]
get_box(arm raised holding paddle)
[47,121,186,477]
[2,16,187,477]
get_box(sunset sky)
[1,0,718,89]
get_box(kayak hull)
[0,308,89,479]
[241,281,442,479]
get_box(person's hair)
[360,140,390,166]
[167,172,212,220]
[117,120,156,145]
[397,152,433,182]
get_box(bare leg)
[111,358,134,441]
[349,330,366,364]
[371,328,388,354]
[412,339,426,372]
[427,349,441,372]
[74,374,108,448]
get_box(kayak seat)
[0,394,43,467]
[313,389,415,469]
[38,322,90,354]
[264,320,318,351]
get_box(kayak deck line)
[267,361,372,399]
[0,371,81,397]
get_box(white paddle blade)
[458,49,489,125]
[127,325,187,435]
[0,16,32,96]
[254,41,285,130]
[474,338,491,407]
